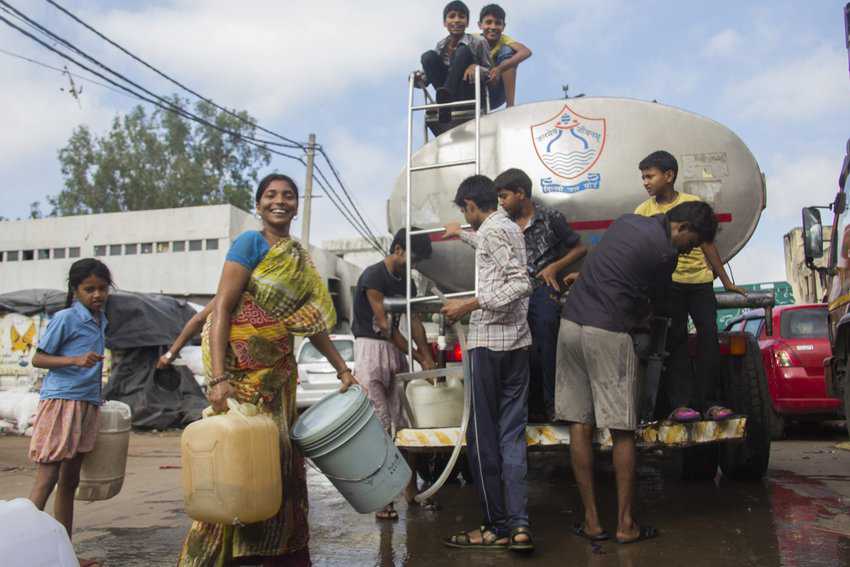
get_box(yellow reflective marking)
[829,293,850,312]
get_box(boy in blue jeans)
[417,1,493,122]
[478,4,532,108]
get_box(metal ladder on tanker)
[390,67,488,504]
[401,66,488,364]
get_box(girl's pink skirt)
[28,399,101,464]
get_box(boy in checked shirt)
[441,174,534,553]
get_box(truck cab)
[801,137,850,437]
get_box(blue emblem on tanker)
[531,104,607,182]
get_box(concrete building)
[784,226,832,304]
[0,205,363,329]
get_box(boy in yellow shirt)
[478,4,532,108]
[634,150,745,423]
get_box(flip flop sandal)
[572,522,610,542]
[375,508,399,521]
[706,406,734,421]
[616,525,659,545]
[668,407,701,423]
[508,526,535,552]
[443,526,508,550]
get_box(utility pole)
[300,133,316,247]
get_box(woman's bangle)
[208,374,230,387]
[336,367,352,380]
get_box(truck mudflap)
[395,418,747,452]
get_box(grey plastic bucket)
[291,386,411,513]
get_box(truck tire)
[769,406,786,441]
[719,335,771,481]
[844,363,850,439]
[681,445,719,481]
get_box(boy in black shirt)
[353,228,436,519]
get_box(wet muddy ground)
[1,423,849,566]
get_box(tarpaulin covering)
[0,289,66,316]
[1,289,206,429]
[0,290,197,349]
[103,347,207,429]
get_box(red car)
[724,304,841,438]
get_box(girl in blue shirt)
[28,258,112,565]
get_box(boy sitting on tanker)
[633,150,745,423]
[416,1,493,122]
[495,168,586,422]
[478,4,532,108]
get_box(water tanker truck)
[387,95,775,488]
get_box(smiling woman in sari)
[178,173,358,567]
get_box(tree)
[51,96,272,214]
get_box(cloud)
[764,151,842,219]
[701,29,741,58]
[722,45,850,121]
[0,54,115,169]
[728,230,788,285]
[91,1,442,121]
[291,126,400,244]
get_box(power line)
[45,0,305,151]
[40,0,385,249]
[0,1,298,152]
[0,2,386,251]
[316,147,384,248]
[0,46,137,99]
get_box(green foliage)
[51,96,272,215]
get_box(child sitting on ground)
[417,0,493,122]
[29,258,112,567]
[478,4,532,108]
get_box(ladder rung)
[410,159,476,172]
[410,291,475,303]
[412,100,479,111]
[410,224,471,237]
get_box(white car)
[295,334,356,409]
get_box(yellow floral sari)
[178,238,335,567]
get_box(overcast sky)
[1,0,848,284]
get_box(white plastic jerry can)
[77,400,132,501]
[181,399,282,525]
[0,498,78,566]
[406,376,464,428]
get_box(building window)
[188,239,203,251]
[7,251,19,261]
[109,244,122,256]
[172,240,186,252]
[53,248,66,259]
[206,238,219,251]
[38,249,50,260]
[125,243,137,255]
[69,247,80,258]
[23,250,34,261]
[0,251,3,262]
[140,242,153,254]
[94,245,106,256]
[156,241,170,253]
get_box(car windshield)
[780,308,828,339]
[298,339,354,363]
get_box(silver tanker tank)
[388,97,766,292]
